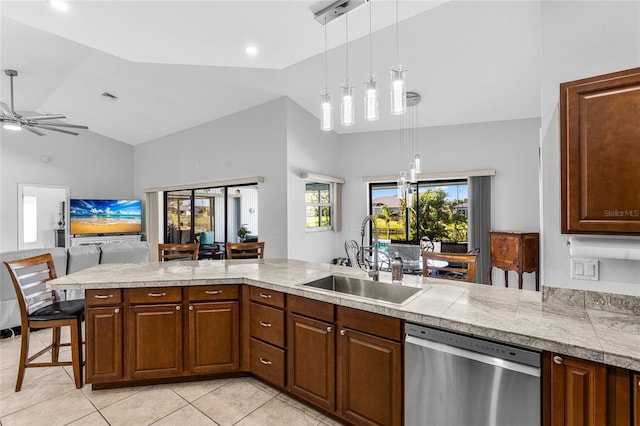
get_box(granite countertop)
[48,258,640,371]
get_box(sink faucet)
[360,215,379,281]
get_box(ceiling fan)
[1,69,88,136]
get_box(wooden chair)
[3,253,85,391]
[158,243,199,261]
[226,242,265,259]
[422,251,478,283]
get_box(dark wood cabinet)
[248,288,286,387]
[287,312,336,412]
[489,231,539,290]
[634,373,640,426]
[337,306,403,426]
[560,67,640,235]
[86,289,123,384]
[549,353,608,426]
[187,301,239,374]
[128,303,183,380]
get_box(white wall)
[0,129,134,252]
[337,118,542,289]
[133,98,289,258]
[540,1,640,295]
[285,99,341,263]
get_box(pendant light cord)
[345,11,349,84]
[324,16,328,92]
[369,0,373,74]
[395,0,399,64]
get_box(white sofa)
[0,242,150,334]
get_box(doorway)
[18,184,69,249]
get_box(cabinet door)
[129,304,183,379]
[86,306,123,383]
[188,301,239,374]
[338,328,402,426]
[550,353,607,426]
[634,373,640,426]
[287,313,335,412]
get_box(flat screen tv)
[70,199,142,235]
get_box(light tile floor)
[0,327,345,426]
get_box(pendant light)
[390,0,406,115]
[341,11,355,126]
[363,0,379,122]
[319,15,333,131]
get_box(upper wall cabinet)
[560,67,640,235]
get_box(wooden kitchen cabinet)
[188,301,239,373]
[287,295,336,412]
[634,373,640,426]
[489,231,539,290]
[337,306,403,426]
[85,289,123,383]
[560,67,640,235]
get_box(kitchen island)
[48,258,640,425]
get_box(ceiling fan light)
[3,123,22,131]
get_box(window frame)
[305,181,333,232]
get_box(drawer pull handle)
[189,305,194,310]
[259,357,272,365]
[259,321,272,328]
[327,326,333,332]
[94,294,114,299]
[148,292,167,297]
[553,356,563,365]
[340,329,346,336]
[205,290,222,295]
[176,305,181,311]
[114,308,120,314]
[259,293,272,299]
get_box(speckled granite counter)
[48,258,640,371]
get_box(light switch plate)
[571,258,599,280]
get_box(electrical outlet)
[570,258,599,280]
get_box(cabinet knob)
[327,326,333,332]
[340,329,346,336]
[553,356,563,365]
[259,293,272,299]
[259,357,272,365]
[148,292,167,297]
[259,321,272,328]
[114,308,120,314]
[176,305,181,311]
[189,305,194,310]
[205,290,222,295]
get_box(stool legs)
[70,319,83,389]
[15,327,30,392]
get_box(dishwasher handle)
[406,335,541,378]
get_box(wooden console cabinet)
[560,67,640,235]
[489,231,539,290]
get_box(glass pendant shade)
[363,75,379,122]
[319,92,333,131]
[409,162,417,183]
[406,187,414,208]
[341,84,355,126]
[414,153,421,174]
[397,170,407,199]
[390,65,407,115]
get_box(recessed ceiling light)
[245,45,258,56]
[48,0,69,12]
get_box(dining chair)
[344,240,362,268]
[226,242,265,259]
[3,253,85,391]
[158,243,199,261]
[422,251,478,283]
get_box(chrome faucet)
[360,215,379,281]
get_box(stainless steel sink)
[302,275,425,305]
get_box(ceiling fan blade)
[24,126,46,136]
[31,122,89,129]
[25,114,67,121]
[33,124,80,136]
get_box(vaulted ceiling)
[0,1,541,145]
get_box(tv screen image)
[70,199,142,235]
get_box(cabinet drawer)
[188,285,238,302]
[86,289,122,306]
[128,287,182,304]
[288,294,334,323]
[250,302,285,347]
[250,338,285,388]
[337,306,402,342]
[250,287,285,309]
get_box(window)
[369,179,468,244]
[306,182,332,231]
[23,195,37,243]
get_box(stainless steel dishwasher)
[405,323,541,426]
